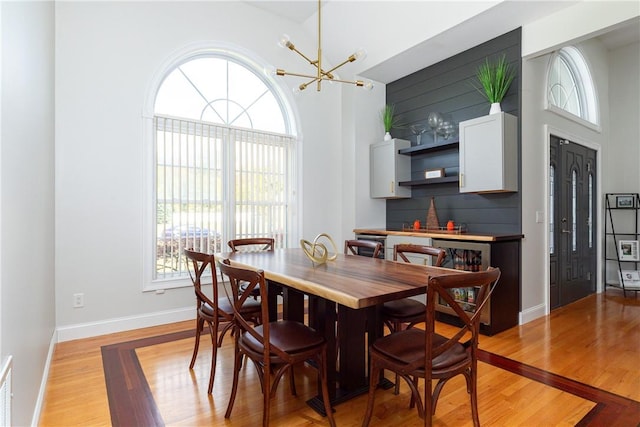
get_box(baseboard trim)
[31,329,57,426]
[519,303,547,325]
[56,307,194,343]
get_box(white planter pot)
[383,132,392,141]
[489,102,502,114]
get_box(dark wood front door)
[549,135,597,309]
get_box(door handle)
[561,229,571,234]
[561,217,570,233]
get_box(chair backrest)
[218,260,289,363]
[393,243,446,267]
[183,248,219,310]
[228,238,275,252]
[344,239,382,258]
[426,267,501,360]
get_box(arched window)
[151,49,298,282]
[546,47,599,126]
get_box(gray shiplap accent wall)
[386,29,522,234]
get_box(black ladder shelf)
[604,193,640,297]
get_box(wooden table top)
[217,249,462,309]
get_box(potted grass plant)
[475,54,515,114]
[381,104,400,140]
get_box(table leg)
[281,287,305,323]
[277,287,388,415]
[338,304,394,394]
[308,294,317,327]
[305,296,337,414]
[367,305,394,390]
[310,297,337,393]
[266,280,280,320]
[337,305,369,390]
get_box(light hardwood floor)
[40,288,640,426]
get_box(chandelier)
[276,0,373,92]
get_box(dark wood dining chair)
[183,249,261,394]
[218,259,336,427]
[228,237,275,252]
[362,267,501,427]
[383,244,446,330]
[344,239,383,258]
[382,243,447,393]
[228,237,276,298]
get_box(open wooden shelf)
[399,175,459,186]
[398,140,458,156]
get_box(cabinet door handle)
[391,181,394,193]
[460,173,464,187]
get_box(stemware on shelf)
[427,112,443,143]
[409,124,427,145]
[438,120,457,140]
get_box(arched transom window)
[152,52,297,283]
[547,46,598,126]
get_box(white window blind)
[154,115,294,280]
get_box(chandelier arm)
[287,45,336,79]
[303,77,320,86]
[278,70,362,87]
[288,45,319,68]
[277,70,320,80]
[324,77,364,86]
[324,55,357,76]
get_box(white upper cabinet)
[370,139,411,199]
[459,112,518,193]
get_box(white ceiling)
[244,1,640,83]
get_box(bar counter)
[353,228,523,242]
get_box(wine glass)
[409,124,427,145]
[438,120,457,140]
[427,112,443,143]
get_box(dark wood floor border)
[478,349,640,426]
[101,329,640,426]
[101,329,195,427]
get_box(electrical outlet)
[73,293,84,308]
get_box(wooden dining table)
[218,248,462,413]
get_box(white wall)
[54,1,356,334]
[520,38,610,322]
[519,1,638,322]
[604,40,640,283]
[342,80,386,237]
[607,41,640,193]
[1,2,56,425]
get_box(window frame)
[142,42,301,291]
[545,46,601,132]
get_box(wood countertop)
[353,228,523,242]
